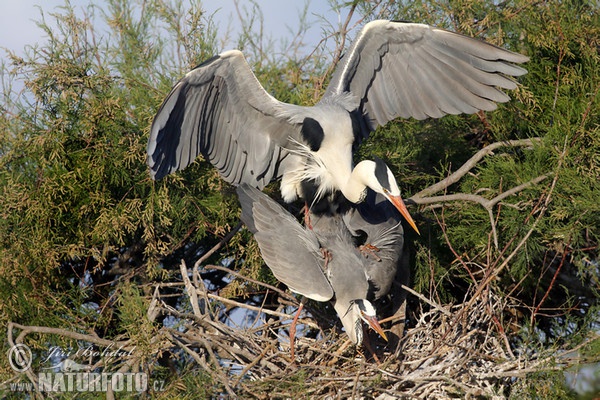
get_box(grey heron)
[237,183,405,347]
[148,20,528,233]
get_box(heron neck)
[333,301,362,344]
[341,160,374,204]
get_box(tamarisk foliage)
[1,0,598,398]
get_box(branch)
[163,267,321,330]
[408,138,545,249]
[399,284,451,318]
[206,264,298,304]
[193,221,242,269]
[411,174,549,208]
[181,260,202,318]
[463,136,566,312]
[203,291,320,330]
[8,322,129,349]
[413,174,549,249]
[411,138,542,200]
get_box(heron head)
[358,157,420,235]
[340,299,387,345]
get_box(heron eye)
[382,187,389,194]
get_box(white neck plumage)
[340,160,376,204]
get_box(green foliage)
[510,370,578,400]
[1,0,599,398]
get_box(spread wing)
[148,50,301,188]
[237,184,334,302]
[323,20,529,141]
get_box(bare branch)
[206,264,298,304]
[181,260,202,318]
[400,284,451,317]
[8,322,129,349]
[193,222,243,269]
[408,138,546,249]
[411,138,542,200]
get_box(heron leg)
[359,243,381,261]
[289,297,306,363]
[303,202,313,230]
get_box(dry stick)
[164,265,319,329]
[417,189,550,365]
[9,322,128,349]
[204,265,323,339]
[206,264,297,304]
[197,335,237,397]
[399,284,451,317]
[435,206,478,283]
[166,332,238,396]
[411,138,542,199]
[351,364,363,399]
[203,291,321,330]
[324,2,358,78]
[464,136,565,313]
[174,323,282,374]
[7,322,134,399]
[531,237,572,324]
[7,323,42,397]
[414,174,549,249]
[410,138,544,249]
[193,221,243,269]
[193,261,215,321]
[232,342,275,388]
[180,260,202,318]
[401,172,557,377]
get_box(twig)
[398,284,452,317]
[409,138,545,249]
[412,138,542,199]
[531,239,571,323]
[463,136,566,314]
[8,322,128,349]
[206,264,298,303]
[414,174,549,249]
[181,260,202,317]
[434,206,477,282]
[194,221,243,269]
[203,291,320,330]
[232,342,274,387]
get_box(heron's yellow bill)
[362,314,388,342]
[388,195,420,235]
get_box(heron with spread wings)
[147,20,528,234]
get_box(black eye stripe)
[373,156,391,192]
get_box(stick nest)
[159,262,562,399]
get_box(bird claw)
[303,203,313,230]
[359,243,381,261]
[320,248,332,269]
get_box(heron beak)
[363,314,388,341]
[387,194,420,235]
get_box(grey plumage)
[238,184,336,303]
[343,190,405,300]
[237,184,404,345]
[324,21,528,136]
[148,20,527,342]
[147,20,528,213]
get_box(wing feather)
[237,185,334,302]
[323,21,529,139]
[148,50,301,189]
